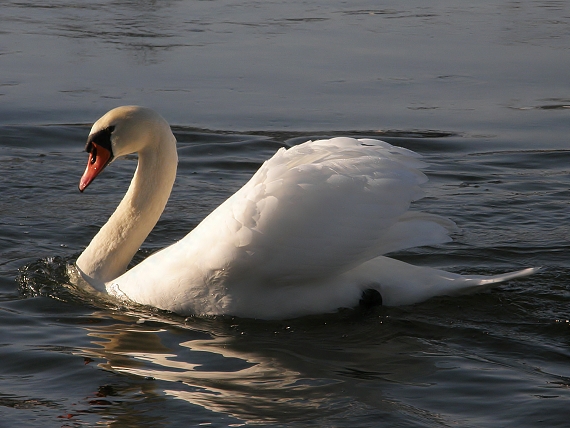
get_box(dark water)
[1,1,570,427]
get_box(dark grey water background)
[1,1,569,426]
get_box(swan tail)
[452,267,540,294]
[348,257,539,307]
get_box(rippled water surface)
[1,1,569,426]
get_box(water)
[1,0,569,426]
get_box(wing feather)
[209,137,451,284]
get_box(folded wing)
[209,137,453,284]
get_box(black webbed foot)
[359,288,383,309]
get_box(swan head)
[79,106,173,192]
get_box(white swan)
[74,106,536,319]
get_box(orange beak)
[79,143,113,192]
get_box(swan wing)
[194,137,453,285]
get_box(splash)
[17,255,75,300]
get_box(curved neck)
[76,134,178,289]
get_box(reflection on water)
[78,310,440,425]
[81,313,352,424]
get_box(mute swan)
[74,106,536,319]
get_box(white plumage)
[73,106,536,319]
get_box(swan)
[73,106,537,319]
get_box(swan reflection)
[79,313,355,423]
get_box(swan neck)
[76,132,177,288]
